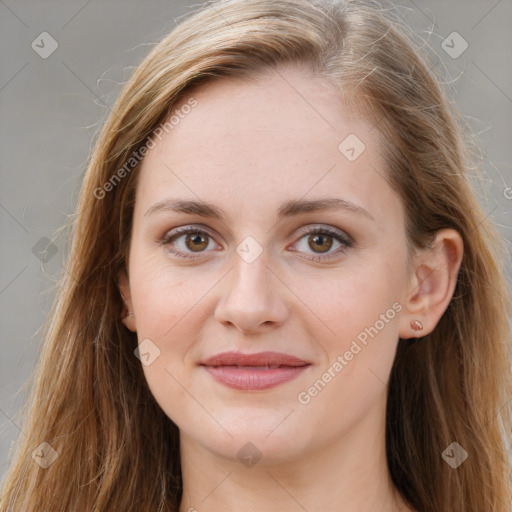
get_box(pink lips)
[200,351,311,391]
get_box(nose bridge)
[214,243,288,332]
[232,250,272,295]
[229,231,275,297]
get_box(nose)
[214,254,290,334]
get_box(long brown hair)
[2,0,511,510]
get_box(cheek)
[129,246,205,339]
[128,252,209,424]
[291,265,403,438]
[291,255,405,352]
[291,255,404,409]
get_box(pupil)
[187,233,207,251]
[309,234,332,253]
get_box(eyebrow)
[144,197,374,221]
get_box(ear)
[399,228,464,339]
[118,271,137,332]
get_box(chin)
[183,412,312,467]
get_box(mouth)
[200,351,312,391]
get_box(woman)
[1,0,511,510]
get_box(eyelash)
[159,224,353,262]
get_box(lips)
[201,351,310,367]
[200,351,311,391]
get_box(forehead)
[135,66,399,224]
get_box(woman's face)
[121,66,413,464]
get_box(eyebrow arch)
[144,197,374,221]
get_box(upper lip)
[201,351,311,367]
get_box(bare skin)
[119,65,463,512]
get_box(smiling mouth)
[199,351,312,390]
[220,364,290,370]
[201,350,310,367]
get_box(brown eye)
[292,225,353,261]
[184,232,209,252]
[162,224,352,262]
[161,226,217,259]
[307,233,334,253]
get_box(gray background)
[1,0,511,481]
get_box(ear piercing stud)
[410,319,423,332]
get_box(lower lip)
[202,365,310,391]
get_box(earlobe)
[399,229,463,340]
[121,309,137,332]
[118,271,137,332]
